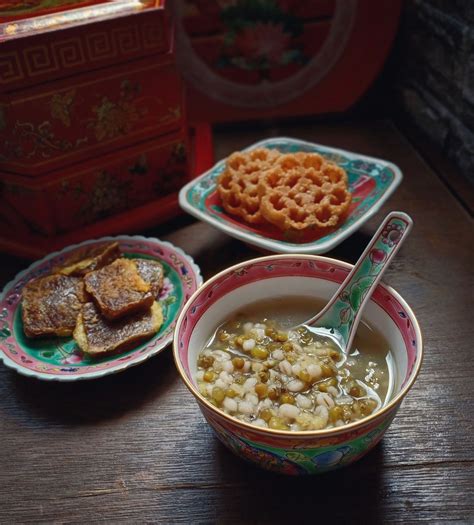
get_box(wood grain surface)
[0,120,472,524]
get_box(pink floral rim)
[177,257,421,388]
[0,236,202,381]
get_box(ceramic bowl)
[173,255,422,475]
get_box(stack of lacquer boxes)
[0,1,210,258]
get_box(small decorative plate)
[179,137,403,253]
[0,236,202,381]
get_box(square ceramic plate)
[179,137,403,253]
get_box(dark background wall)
[391,0,474,184]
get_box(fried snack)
[84,258,153,320]
[22,274,87,337]
[74,301,163,356]
[133,259,164,298]
[217,148,281,224]
[258,153,352,232]
[53,242,121,277]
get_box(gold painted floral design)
[153,142,188,195]
[1,120,88,160]
[50,89,76,127]
[72,171,132,224]
[90,80,146,141]
[160,105,181,122]
[171,142,187,163]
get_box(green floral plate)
[0,235,202,381]
[179,137,403,253]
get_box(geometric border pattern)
[0,18,166,87]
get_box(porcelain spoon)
[299,211,413,355]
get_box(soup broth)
[195,297,396,431]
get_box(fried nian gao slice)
[54,242,121,277]
[133,259,164,298]
[84,258,153,320]
[22,274,87,337]
[74,301,163,356]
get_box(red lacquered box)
[0,1,213,258]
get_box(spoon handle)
[309,211,413,350]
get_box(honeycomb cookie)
[217,148,281,224]
[258,153,352,232]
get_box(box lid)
[0,1,170,92]
[0,1,164,36]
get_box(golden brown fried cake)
[133,258,164,298]
[54,242,121,277]
[22,274,87,337]
[84,258,153,320]
[74,301,163,356]
[217,148,281,224]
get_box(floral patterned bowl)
[179,137,403,254]
[173,255,422,475]
[0,235,202,381]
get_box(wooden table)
[0,120,472,523]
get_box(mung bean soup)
[195,297,395,431]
